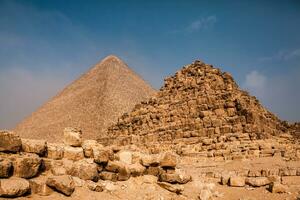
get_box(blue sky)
[0,0,300,128]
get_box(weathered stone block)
[46,175,75,196]
[0,177,30,197]
[29,176,53,196]
[99,171,118,181]
[159,152,177,168]
[229,176,245,187]
[63,127,82,147]
[69,159,98,181]
[0,159,12,178]
[245,177,270,187]
[21,139,46,156]
[64,146,84,161]
[82,140,99,158]
[13,154,42,178]
[0,131,21,153]
[47,143,64,160]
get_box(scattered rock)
[229,176,245,187]
[160,152,177,168]
[82,140,99,157]
[245,177,271,187]
[141,154,160,167]
[157,182,184,194]
[269,182,287,193]
[129,163,146,177]
[29,176,53,196]
[0,177,30,197]
[0,159,12,178]
[47,143,64,159]
[118,150,132,164]
[94,147,113,164]
[13,154,42,178]
[0,131,22,152]
[86,180,104,192]
[63,127,82,147]
[159,171,192,184]
[69,159,99,181]
[21,139,46,156]
[99,171,118,181]
[46,175,75,196]
[64,146,84,161]
[146,166,164,176]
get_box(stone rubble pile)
[0,130,191,197]
[102,60,299,160]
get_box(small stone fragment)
[159,152,177,168]
[157,182,184,194]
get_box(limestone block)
[13,154,42,178]
[0,177,30,197]
[145,166,164,177]
[99,171,118,181]
[269,182,287,193]
[128,163,146,177]
[63,127,82,147]
[81,140,99,158]
[159,171,192,184]
[86,180,104,192]
[0,159,12,178]
[0,131,21,152]
[245,177,271,187]
[140,154,160,167]
[47,143,64,160]
[93,147,113,164]
[29,176,53,196]
[69,159,98,181]
[229,176,245,187]
[21,139,46,156]
[46,175,75,196]
[159,152,177,168]
[64,146,84,161]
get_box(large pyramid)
[14,55,156,142]
[103,60,298,157]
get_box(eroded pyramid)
[14,55,156,142]
[103,60,298,157]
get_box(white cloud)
[244,70,266,97]
[186,16,217,32]
[260,48,300,62]
[243,69,300,122]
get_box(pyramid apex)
[100,55,124,64]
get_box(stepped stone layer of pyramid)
[103,60,299,159]
[14,55,156,142]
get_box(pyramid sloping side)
[104,60,294,152]
[14,55,156,142]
